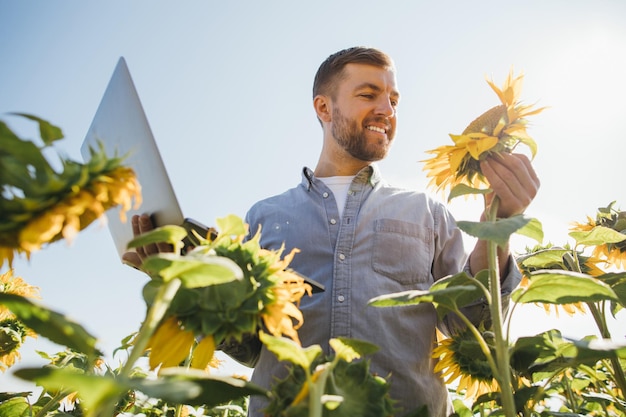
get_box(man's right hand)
[121,213,173,269]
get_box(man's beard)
[331,107,392,162]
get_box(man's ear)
[313,95,332,123]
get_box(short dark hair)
[312,47,395,99]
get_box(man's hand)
[121,214,173,269]
[469,153,540,276]
[480,153,540,219]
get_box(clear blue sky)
[2,0,625,393]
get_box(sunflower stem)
[587,301,626,395]
[484,196,516,417]
[34,390,71,417]
[454,311,499,377]
[121,277,182,376]
[98,277,182,417]
[308,364,331,417]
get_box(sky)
[1,0,626,395]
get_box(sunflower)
[143,217,311,371]
[422,69,545,195]
[517,244,605,317]
[570,202,626,269]
[0,114,142,268]
[17,166,141,254]
[0,269,40,302]
[0,317,36,372]
[0,270,40,371]
[433,329,499,400]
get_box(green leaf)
[510,329,564,373]
[512,270,619,305]
[569,226,626,246]
[149,368,269,407]
[127,225,188,249]
[369,270,488,320]
[517,248,569,269]
[14,367,126,415]
[319,360,396,417]
[11,113,64,145]
[451,398,473,417]
[0,397,33,417]
[447,184,491,202]
[16,366,268,413]
[216,214,248,237]
[457,215,541,247]
[0,293,99,360]
[515,218,544,243]
[570,337,626,362]
[597,271,626,315]
[517,135,538,158]
[330,338,379,362]
[259,331,322,370]
[0,392,31,402]
[141,252,243,286]
[510,329,586,377]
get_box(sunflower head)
[0,317,35,372]
[433,329,499,400]
[265,352,396,417]
[0,269,40,319]
[516,243,604,317]
[0,114,142,268]
[570,202,626,269]
[142,215,311,371]
[422,69,544,196]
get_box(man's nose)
[375,97,395,117]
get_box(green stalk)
[571,249,626,395]
[587,302,626,395]
[484,197,516,417]
[34,390,71,417]
[308,364,332,417]
[120,277,182,376]
[99,277,182,417]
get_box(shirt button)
[330,218,337,225]
[323,192,329,198]
[337,295,345,302]
[338,253,345,260]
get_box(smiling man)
[224,46,540,417]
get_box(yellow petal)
[466,136,498,159]
[190,336,216,370]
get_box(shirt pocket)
[372,218,432,285]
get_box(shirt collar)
[301,164,382,191]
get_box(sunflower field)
[1,68,625,417]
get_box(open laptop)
[80,57,208,258]
[80,57,324,293]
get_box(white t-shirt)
[319,175,355,218]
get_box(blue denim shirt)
[243,164,521,417]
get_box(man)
[127,47,539,416]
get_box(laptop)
[80,57,208,258]
[80,57,324,293]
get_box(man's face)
[330,63,399,162]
